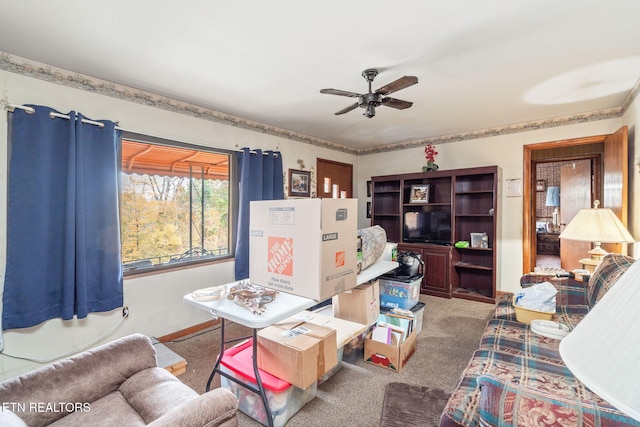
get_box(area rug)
[379,382,450,427]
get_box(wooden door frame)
[523,135,609,273]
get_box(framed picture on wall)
[367,180,372,197]
[366,201,372,218]
[536,179,546,192]
[288,169,311,197]
[409,184,430,203]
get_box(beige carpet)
[164,295,494,426]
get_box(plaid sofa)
[440,253,639,427]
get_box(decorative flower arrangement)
[422,144,439,172]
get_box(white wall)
[0,69,357,380]
[356,117,630,296]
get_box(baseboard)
[157,319,220,343]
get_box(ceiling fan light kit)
[320,68,418,118]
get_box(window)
[120,133,233,273]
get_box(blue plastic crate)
[379,277,421,310]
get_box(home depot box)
[364,328,417,372]
[249,198,358,301]
[332,280,380,326]
[257,319,338,389]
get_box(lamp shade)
[559,258,640,421]
[559,201,634,244]
[545,186,560,207]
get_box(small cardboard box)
[332,280,380,326]
[249,198,358,301]
[257,320,338,389]
[364,328,417,372]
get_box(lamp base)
[588,243,608,262]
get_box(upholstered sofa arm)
[148,388,238,427]
[477,375,640,427]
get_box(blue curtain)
[3,105,123,330]
[234,148,284,280]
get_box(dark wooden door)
[602,126,628,254]
[317,158,353,198]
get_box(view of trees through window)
[120,139,231,272]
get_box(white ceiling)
[1,1,640,152]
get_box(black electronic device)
[403,211,451,245]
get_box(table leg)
[252,328,274,427]
[205,318,226,392]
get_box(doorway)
[522,127,628,274]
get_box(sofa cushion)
[479,319,563,365]
[49,391,146,427]
[587,253,635,307]
[477,374,640,427]
[440,349,611,427]
[0,334,157,427]
[119,367,198,423]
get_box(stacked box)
[332,280,380,326]
[249,198,358,301]
[219,340,317,427]
[257,320,337,389]
[293,309,369,372]
[379,276,421,310]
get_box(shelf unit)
[371,166,499,303]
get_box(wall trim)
[2,51,635,156]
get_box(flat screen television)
[403,211,452,245]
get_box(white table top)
[183,259,399,329]
[183,284,316,329]
[357,260,398,284]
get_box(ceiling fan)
[320,68,418,118]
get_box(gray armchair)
[0,333,238,426]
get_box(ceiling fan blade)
[320,88,361,98]
[381,97,413,110]
[376,76,418,95]
[335,103,359,115]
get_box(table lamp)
[545,186,560,233]
[558,200,634,264]
[559,258,640,421]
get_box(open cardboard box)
[364,328,417,372]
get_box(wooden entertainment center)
[371,166,499,303]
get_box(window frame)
[119,131,238,277]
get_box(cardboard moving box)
[332,280,380,326]
[249,198,358,301]
[257,319,338,389]
[364,328,417,372]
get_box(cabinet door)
[422,247,451,298]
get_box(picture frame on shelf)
[536,179,546,192]
[288,169,311,197]
[409,184,429,204]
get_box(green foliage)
[120,173,230,265]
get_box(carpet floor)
[164,294,494,427]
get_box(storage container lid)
[220,339,291,392]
